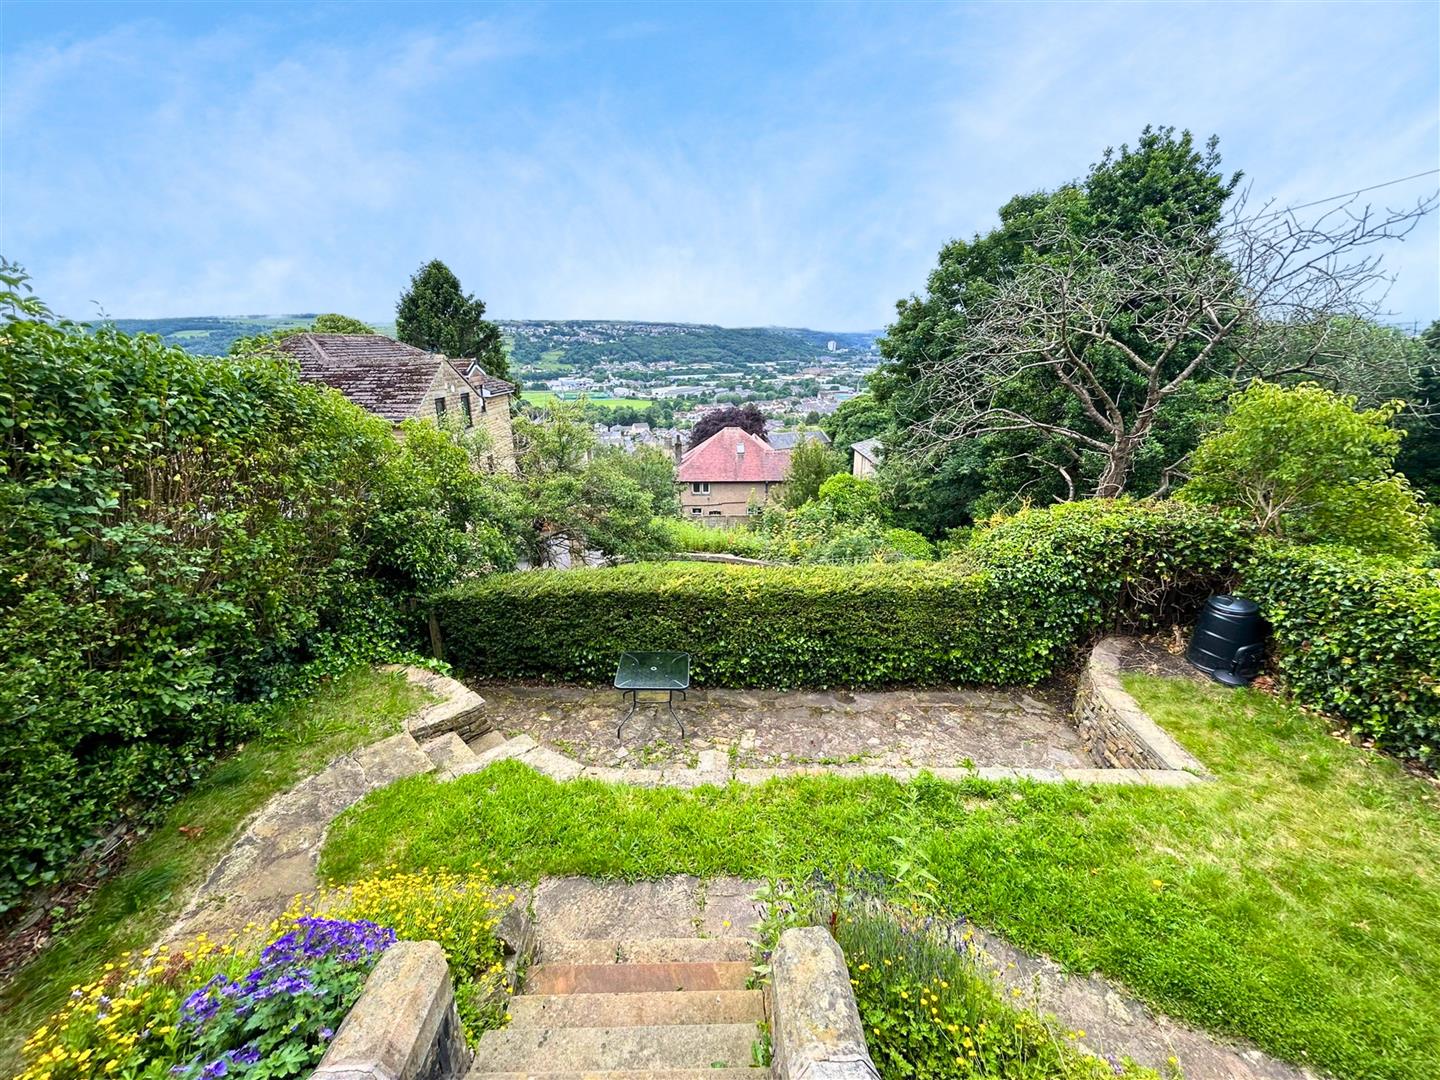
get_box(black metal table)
[614,650,690,740]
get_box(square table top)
[614,650,691,691]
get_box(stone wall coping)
[768,926,880,1080]
[1072,638,1209,777]
[312,940,470,1080]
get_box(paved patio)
[471,683,1092,770]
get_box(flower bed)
[18,871,507,1080]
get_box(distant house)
[676,426,790,523]
[765,429,832,451]
[278,333,516,472]
[850,437,882,479]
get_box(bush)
[1182,381,1431,560]
[0,271,519,912]
[1241,544,1440,761]
[434,499,1249,688]
[655,517,770,559]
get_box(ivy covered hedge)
[1241,544,1440,762]
[435,500,1249,688]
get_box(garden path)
[470,683,1090,770]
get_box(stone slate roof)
[278,334,513,423]
[677,426,790,483]
[765,429,832,451]
[850,437,883,464]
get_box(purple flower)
[319,1028,334,1041]
[201,1058,228,1080]
[228,1045,261,1066]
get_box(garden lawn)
[321,675,1440,1080]
[0,666,430,1074]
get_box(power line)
[1243,168,1440,223]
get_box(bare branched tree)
[911,190,1436,498]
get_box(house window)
[707,510,722,516]
[691,507,702,515]
[434,397,447,421]
[691,482,710,495]
[460,392,474,428]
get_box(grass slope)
[321,676,1440,1080]
[0,667,430,1072]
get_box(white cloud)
[2,2,1435,329]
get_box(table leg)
[669,689,686,739]
[616,689,638,740]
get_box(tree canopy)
[688,403,767,447]
[395,259,509,381]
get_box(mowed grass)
[0,667,430,1072]
[321,675,1440,1080]
[520,391,655,408]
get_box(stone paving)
[472,683,1092,770]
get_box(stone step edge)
[468,1071,765,1080]
[526,960,754,995]
[539,936,756,964]
[443,739,1207,789]
[470,1022,763,1072]
[507,989,764,1027]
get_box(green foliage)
[828,901,1160,1079]
[433,500,1247,687]
[1182,381,1431,559]
[873,126,1239,530]
[1397,320,1440,501]
[821,393,891,450]
[881,528,935,561]
[395,259,508,381]
[816,472,885,523]
[308,313,374,335]
[1241,543,1440,761]
[654,518,770,559]
[512,402,672,564]
[0,268,514,912]
[779,438,846,508]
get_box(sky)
[2,1,1437,331]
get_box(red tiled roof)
[677,427,791,483]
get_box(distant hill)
[100,316,882,370]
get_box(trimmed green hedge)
[435,500,1249,688]
[1241,544,1440,762]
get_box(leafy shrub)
[1182,381,1431,560]
[816,472,885,523]
[655,517,770,559]
[779,439,847,509]
[434,499,1249,688]
[883,528,936,561]
[0,270,519,912]
[1241,543,1440,761]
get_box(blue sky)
[2,1,1437,330]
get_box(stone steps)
[508,989,763,1028]
[469,1023,762,1073]
[540,936,754,965]
[470,879,767,1079]
[526,960,752,996]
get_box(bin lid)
[1208,594,1259,615]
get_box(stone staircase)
[466,878,768,1080]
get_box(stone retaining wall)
[1072,638,1207,775]
[312,940,470,1080]
[769,926,880,1080]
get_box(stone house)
[279,333,516,472]
[676,426,790,523]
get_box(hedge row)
[434,500,1249,688]
[1241,544,1440,762]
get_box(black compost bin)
[1187,595,1264,686]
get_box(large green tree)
[395,260,509,381]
